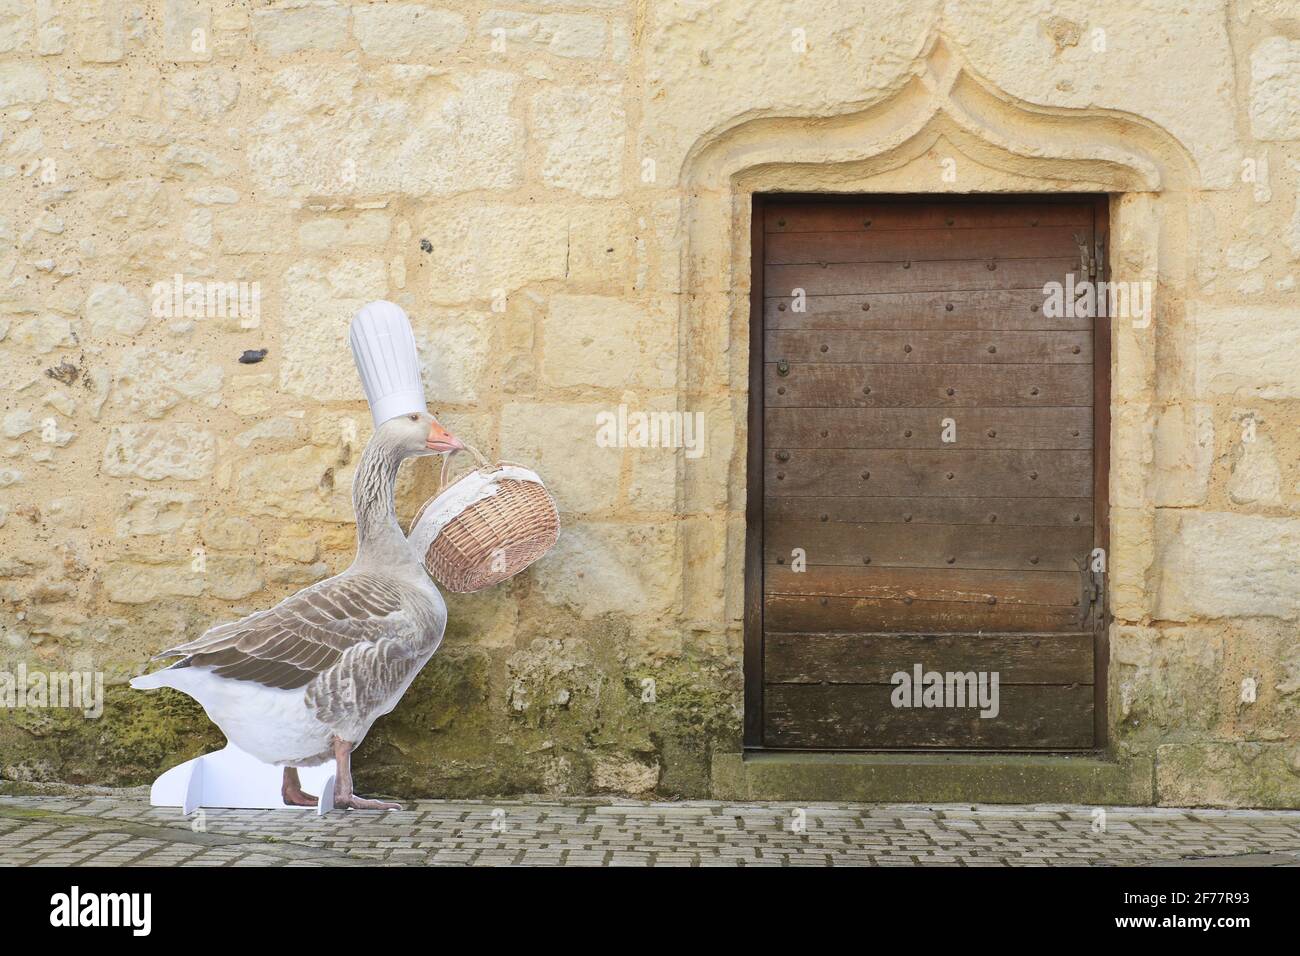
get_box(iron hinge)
[1074,233,1096,279]
[1078,557,1106,628]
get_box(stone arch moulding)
[679,36,1201,195]
[673,36,1203,715]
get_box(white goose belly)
[149,666,336,767]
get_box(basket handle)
[437,442,490,494]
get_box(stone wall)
[0,0,1297,806]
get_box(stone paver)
[0,789,1298,866]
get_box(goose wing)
[152,573,422,704]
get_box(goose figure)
[132,302,463,810]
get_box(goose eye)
[408,414,418,421]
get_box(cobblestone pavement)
[1,788,1299,866]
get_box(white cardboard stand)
[148,744,337,814]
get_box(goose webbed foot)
[281,767,318,807]
[331,735,403,812]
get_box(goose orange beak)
[426,420,465,454]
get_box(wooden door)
[745,194,1109,751]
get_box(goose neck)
[352,436,413,567]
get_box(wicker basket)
[408,445,560,593]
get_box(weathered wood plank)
[766,226,1083,264]
[764,407,1092,450]
[764,518,1092,570]
[763,495,1093,527]
[766,329,1091,365]
[766,363,1093,408]
[765,564,1080,606]
[765,592,1083,633]
[765,257,1078,297]
[763,683,1095,749]
[764,631,1094,684]
[764,289,1090,331]
[765,201,1093,233]
[764,449,1094,499]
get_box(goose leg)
[331,736,402,811]
[281,767,318,807]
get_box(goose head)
[379,410,465,459]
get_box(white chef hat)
[349,300,428,428]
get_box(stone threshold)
[711,751,1155,805]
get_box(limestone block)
[298,211,393,250]
[249,69,520,199]
[1156,511,1300,621]
[1250,36,1300,141]
[251,1,349,56]
[566,203,632,286]
[411,309,489,405]
[423,205,569,302]
[201,516,260,551]
[265,62,360,112]
[2,410,34,439]
[35,1,64,55]
[1228,433,1282,506]
[1156,742,1300,808]
[164,69,239,119]
[677,392,736,511]
[268,562,330,586]
[205,555,263,601]
[226,374,283,417]
[102,424,217,481]
[163,0,212,62]
[182,207,212,248]
[115,490,201,537]
[532,85,625,197]
[189,186,239,205]
[1150,404,1212,507]
[0,60,47,106]
[537,520,679,621]
[1287,195,1300,260]
[478,10,606,59]
[1110,404,1154,510]
[1192,305,1300,399]
[271,525,320,563]
[626,435,679,512]
[534,0,628,7]
[10,315,74,353]
[1254,0,1300,24]
[103,560,204,604]
[353,4,468,58]
[541,295,673,389]
[111,349,223,419]
[1110,624,1222,737]
[234,416,305,449]
[76,0,124,63]
[0,1,31,54]
[237,443,356,521]
[505,637,599,723]
[947,1,1239,187]
[500,402,621,512]
[215,207,293,255]
[1216,618,1300,742]
[43,498,82,527]
[278,259,388,402]
[1109,506,1154,623]
[591,754,660,793]
[87,179,169,235]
